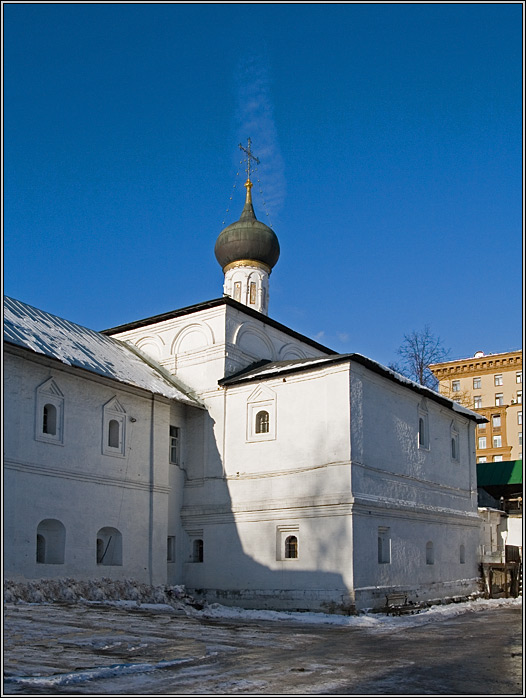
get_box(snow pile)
[3,578,202,612]
[198,596,522,629]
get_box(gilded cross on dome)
[239,137,260,183]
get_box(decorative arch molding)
[35,378,64,445]
[171,322,215,355]
[234,323,276,361]
[278,343,307,361]
[135,335,165,360]
[247,384,277,442]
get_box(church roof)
[219,354,486,423]
[102,297,337,356]
[3,296,202,407]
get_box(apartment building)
[430,350,522,463]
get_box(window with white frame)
[276,525,299,561]
[478,436,487,449]
[452,380,460,392]
[247,385,276,442]
[495,393,504,406]
[493,435,502,448]
[517,391,522,404]
[494,455,503,462]
[516,372,522,384]
[35,378,64,445]
[169,426,180,464]
[378,527,391,564]
[495,374,503,386]
[492,414,501,428]
[478,456,487,463]
[518,412,522,425]
[474,396,482,409]
[473,377,482,389]
[102,397,126,457]
[519,432,522,446]
[479,422,486,430]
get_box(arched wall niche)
[234,323,275,361]
[171,322,215,355]
[135,335,165,360]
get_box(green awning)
[477,460,523,487]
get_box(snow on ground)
[197,595,522,630]
[3,579,522,692]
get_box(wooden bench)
[384,592,411,615]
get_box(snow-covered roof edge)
[220,353,486,423]
[3,296,202,408]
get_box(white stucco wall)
[3,347,195,585]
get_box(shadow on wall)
[181,411,353,613]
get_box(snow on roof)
[220,353,485,423]
[3,296,201,406]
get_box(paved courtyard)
[3,601,523,695]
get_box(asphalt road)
[3,602,523,695]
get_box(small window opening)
[255,410,269,434]
[451,437,457,459]
[169,426,180,464]
[193,539,203,563]
[426,541,434,565]
[249,282,257,304]
[167,536,176,562]
[285,535,298,559]
[378,527,391,564]
[36,534,46,563]
[460,544,465,564]
[108,419,120,448]
[43,403,57,435]
[419,417,425,446]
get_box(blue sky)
[3,3,523,367]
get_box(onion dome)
[215,180,280,272]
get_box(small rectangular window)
[516,372,522,384]
[495,393,504,406]
[517,391,522,404]
[519,432,522,446]
[492,414,501,428]
[474,396,482,409]
[478,436,487,449]
[452,380,460,392]
[378,527,391,564]
[249,282,257,304]
[493,435,502,448]
[493,455,503,462]
[478,456,487,463]
[519,412,523,426]
[473,377,482,389]
[495,374,503,386]
[167,536,176,563]
[169,426,180,464]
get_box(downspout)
[148,395,155,586]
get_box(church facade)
[3,165,485,612]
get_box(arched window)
[426,541,434,565]
[42,404,57,435]
[193,539,204,563]
[108,419,120,448]
[451,437,456,459]
[418,403,429,449]
[36,519,65,564]
[255,410,269,434]
[96,527,122,566]
[285,535,298,559]
[36,379,64,444]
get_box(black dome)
[215,189,280,271]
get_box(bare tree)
[389,325,450,390]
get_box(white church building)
[3,165,486,612]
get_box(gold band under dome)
[223,259,271,274]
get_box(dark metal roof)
[214,198,280,270]
[102,297,337,356]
